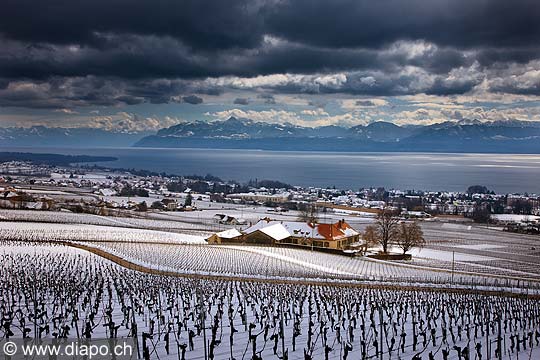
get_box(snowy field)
[0,221,206,244]
[408,222,540,281]
[2,218,538,289]
[157,203,377,226]
[2,209,540,359]
[1,241,539,360]
[85,242,540,291]
[2,210,540,287]
[51,171,115,184]
[0,207,373,233]
[0,209,217,235]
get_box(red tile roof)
[243,219,358,242]
[317,220,357,241]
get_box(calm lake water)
[3,147,540,193]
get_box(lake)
[3,146,540,193]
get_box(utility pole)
[497,315,502,360]
[199,287,208,360]
[280,298,287,360]
[451,251,455,285]
[311,225,314,251]
[379,305,384,360]
[486,312,490,360]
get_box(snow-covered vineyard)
[0,221,207,245]
[79,242,539,290]
[1,242,540,360]
[1,219,539,290]
[2,210,540,359]
[0,209,218,235]
[412,225,540,281]
[1,210,540,288]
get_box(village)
[2,160,540,255]
[2,161,540,216]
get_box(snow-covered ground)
[0,221,206,244]
[452,244,506,250]
[83,241,540,292]
[103,195,165,206]
[3,209,540,286]
[1,241,539,360]
[0,209,217,235]
[491,214,540,222]
[408,247,497,262]
[415,222,540,281]
[51,171,114,183]
[2,208,540,360]
[153,203,376,226]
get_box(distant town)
[2,157,540,236]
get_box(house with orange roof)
[235,218,361,250]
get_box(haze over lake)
[5,147,540,193]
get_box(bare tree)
[470,203,491,223]
[362,225,379,255]
[297,204,320,223]
[375,207,400,254]
[396,221,425,254]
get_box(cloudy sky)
[1,0,540,132]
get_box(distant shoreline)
[4,145,540,156]
[133,137,540,154]
[0,152,117,166]
[2,148,540,193]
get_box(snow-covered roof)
[342,227,359,237]
[5,191,19,198]
[99,188,117,196]
[215,228,242,239]
[258,223,290,241]
[281,221,320,238]
[244,220,319,237]
[244,219,359,241]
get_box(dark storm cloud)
[0,35,400,80]
[1,0,540,108]
[114,95,144,105]
[257,94,276,105]
[182,95,203,104]
[266,69,483,97]
[0,76,220,109]
[356,100,379,107]
[265,0,540,49]
[475,47,540,67]
[308,100,328,108]
[0,35,223,80]
[0,76,146,108]
[487,68,540,96]
[0,0,264,50]
[2,0,539,51]
[233,98,250,105]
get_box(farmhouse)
[0,188,54,210]
[207,228,243,244]
[213,213,247,225]
[241,219,360,250]
[161,198,178,210]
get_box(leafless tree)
[396,221,425,254]
[362,225,379,255]
[375,207,400,253]
[470,203,491,223]
[297,204,319,223]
